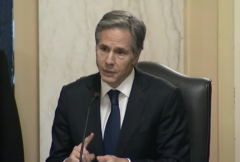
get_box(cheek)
[117,60,132,73]
[96,55,104,64]
[96,59,102,69]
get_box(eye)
[117,50,124,55]
[101,47,107,51]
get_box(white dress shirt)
[100,69,135,138]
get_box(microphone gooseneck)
[79,92,99,162]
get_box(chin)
[101,75,114,82]
[102,78,118,87]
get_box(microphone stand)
[80,92,99,162]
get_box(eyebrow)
[99,44,129,51]
[99,44,109,48]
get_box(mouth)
[102,69,116,74]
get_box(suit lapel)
[116,69,149,157]
[84,73,105,155]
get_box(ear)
[132,50,142,66]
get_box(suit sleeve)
[132,88,190,162]
[46,86,73,162]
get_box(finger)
[72,149,80,159]
[73,145,81,153]
[68,157,80,162]
[77,143,87,152]
[81,154,86,162]
[83,149,89,154]
[68,152,80,161]
[77,133,94,148]
[76,145,89,155]
[79,153,87,162]
[84,133,94,148]
[86,153,95,162]
[77,143,82,148]
[97,155,111,162]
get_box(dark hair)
[95,10,146,57]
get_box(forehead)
[98,28,132,48]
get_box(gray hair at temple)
[95,10,146,57]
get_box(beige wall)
[234,0,240,161]
[218,0,234,161]
[185,0,219,161]
[14,0,234,162]
[14,1,39,162]
[185,0,234,162]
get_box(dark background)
[0,0,14,85]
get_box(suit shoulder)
[141,70,177,91]
[139,71,183,104]
[62,73,98,92]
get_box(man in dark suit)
[46,10,189,162]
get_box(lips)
[103,69,116,74]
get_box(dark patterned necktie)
[103,89,120,155]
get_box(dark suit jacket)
[46,68,189,162]
[0,50,24,162]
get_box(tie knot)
[108,90,120,105]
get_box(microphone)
[80,92,99,162]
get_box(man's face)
[96,28,140,88]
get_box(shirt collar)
[101,68,135,99]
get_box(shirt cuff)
[127,158,131,162]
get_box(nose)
[105,51,115,65]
